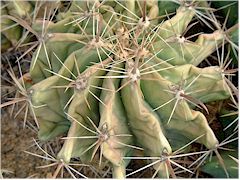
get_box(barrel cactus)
[1,0,238,178]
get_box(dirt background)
[1,109,54,178]
[1,54,55,178]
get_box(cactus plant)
[1,0,238,178]
[1,0,62,53]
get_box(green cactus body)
[5,0,238,178]
[1,2,23,46]
[57,59,110,163]
[99,64,134,177]
[140,65,219,149]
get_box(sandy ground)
[1,110,50,178]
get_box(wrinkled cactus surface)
[1,0,238,178]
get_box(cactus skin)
[4,0,238,178]
[1,1,23,48]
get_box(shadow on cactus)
[1,0,238,178]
